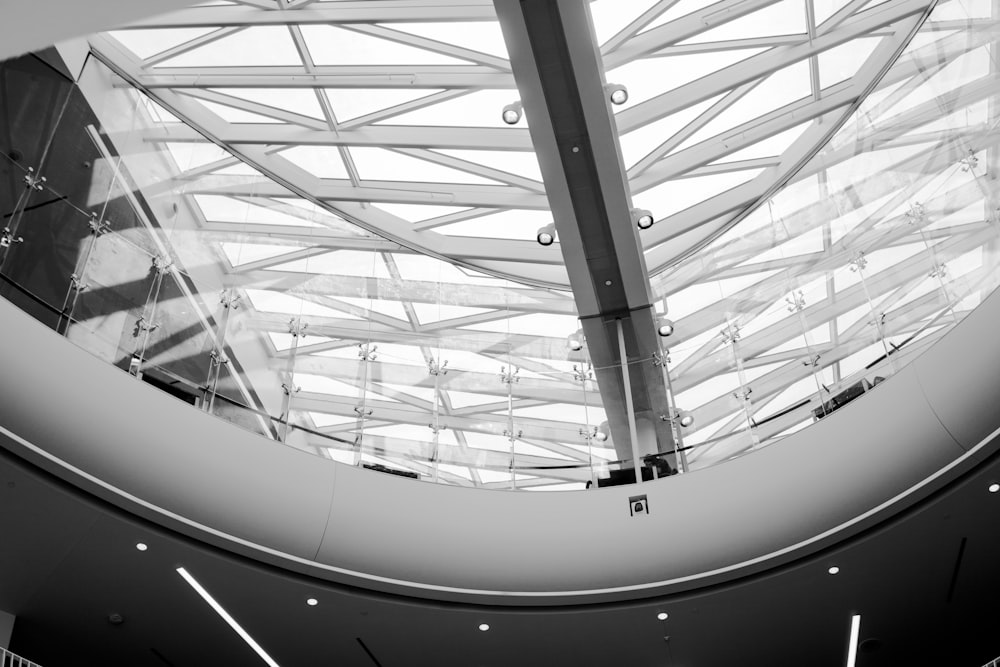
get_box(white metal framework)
[51,0,1000,488]
[91,0,932,287]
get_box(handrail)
[0,647,41,667]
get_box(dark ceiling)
[1,439,998,667]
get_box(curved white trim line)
[0,288,998,604]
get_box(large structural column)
[495,0,675,467]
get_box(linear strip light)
[176,567,281,667]
[846,614,861,667]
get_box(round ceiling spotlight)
[656,318,675,337]
[135,542,148,552]
[989,482,999,493]
[633,208,655,230]
[478,623,490,632]
[536,223,556,246]
[595,421,610,442]
[656,612,668,621]
[606,83,629,105]
[306,598,319,606]
[501,100,523,125]
[828,566,840,575]
[567,328,585,351]
[676,410,694,429]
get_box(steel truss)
[60,0,1000,484]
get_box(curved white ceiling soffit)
[0,276,997,603]
[0,0,199,61]
[88,0,937,289]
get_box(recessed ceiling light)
[656,612,668,621]
[135,542,148,552]
[306,598,318,607]
[478,623,490,631]
[828,566,840,575]
[989,482,999,493]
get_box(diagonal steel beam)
[495,0,675,470]
[124,1,498,28]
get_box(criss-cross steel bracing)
[45,0,1000,487]
[87,0,932,287]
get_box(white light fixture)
[478,623,490,632]
[502,101,523,125]
[846,614,861,667]
[606,83,629,105]
[567,329,585,351]
[632,208,654,230]
[828,566,840,575]
[989,482,999,493]
[595,421,610,442]
[536,223,556,246]
[656,612,668,621]
[135,542,148,552]
[657,318,675,337]
[176,567,281,667]
[306,598,318,607]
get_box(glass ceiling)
[92,0,935,288]
[5,0,990,489]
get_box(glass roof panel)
[680,0,807,44]
[72,0,993,490]
[278,146,351,180]
[432,149,543,182]
[640,0,721,33]
[212,88,326,121]
[607,49,767,110]
[348,147,505,185]
[672,60,813,153]
[155,26,302,67]
[708,122,811,164]
[324,88,445,123]
[187,97,285,123]
[633,170,765,217]
[818,38,883,88]
[372,203,472,222]
[589,0,664,44]
[107,27,218,59]
[813,0,857,24]
[300,25,473,66]
[376,90,527,128]
[436,210,553,239]
[619,95,724,169]
[643,0,1000,464]
[164,141,230,170]
[381,21,511,58]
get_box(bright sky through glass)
[86,0,996,486]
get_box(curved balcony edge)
[0,287,998,605]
